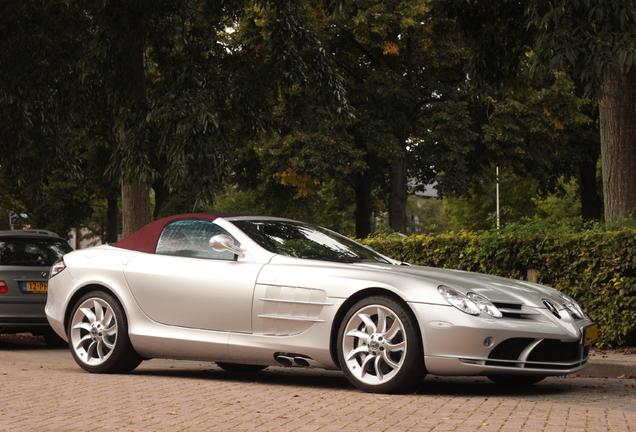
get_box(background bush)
[362,229,636,347]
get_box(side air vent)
[253,285,332,336]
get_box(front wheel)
[337,295,426,394]
[68,291,142,374]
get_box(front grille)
[492,302,543,320]
[492,301,585,323]
[492,302,525,319]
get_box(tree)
[317,0,480,235]
[0,1,95,235]
[1,1,348,238]
[444,170,541,231]
[435,0,636,223]
[527,1,636,222]
[482,72,602,221]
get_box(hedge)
[361,230,636,347]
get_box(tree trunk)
[121,182,151,237]
[579,156,602,222]
[353,171,372,238]
[106,195,119,243]
[116,1,151,237]
[388,152,408,234]
[599,68,636,222]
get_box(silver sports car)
[46,214,598,393]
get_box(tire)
[68,291,142,374]
[337,295,426,394]
[487,375,547,386]
[216,362,268,373]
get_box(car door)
[123,219,264,333]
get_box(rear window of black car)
[0,238,73,266]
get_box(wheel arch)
[328,287,422,369]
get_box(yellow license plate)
[25,281,48,293]
[585,324,599,345]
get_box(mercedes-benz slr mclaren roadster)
[45,214,598,393]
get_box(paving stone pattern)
[1,348,635,432]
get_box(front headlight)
[467,292,503,318]
[438,286,502,318]
[558,292,586,319]
[438,285,480,315]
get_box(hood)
[355,262,563,308]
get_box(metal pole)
[496,167,500,229]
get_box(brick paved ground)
[1,342,635,432]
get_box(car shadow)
[416,375,569,397]
[2,336,576,397]
[129,364,571,396]
[131,365,352,390]
[0,335,46,349]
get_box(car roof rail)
[0,229,63,238]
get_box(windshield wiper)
[306,256,392,264]
[304,256,365,263]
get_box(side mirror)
[209,234,246,258]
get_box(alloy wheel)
[70,297,118,367]
[341,304,408,386]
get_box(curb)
[581,359,636,379]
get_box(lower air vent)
[486,337,589,370]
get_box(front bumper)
[410,302,595,377]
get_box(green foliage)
[481,72,597,194]
[1,0,351,235]
[444,172,587,232]
[363,228,636,347]
[406,197,451,235]
[431,0,534,91]
[528,0,636,96]
[212,179,357,236]
[0,0,94,235]
[444,170,542,231]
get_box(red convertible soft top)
[112,213,242,254]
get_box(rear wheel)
[487,375,547,386]
[216,363,268,373]
[337,295,425,394]
[68,291,142,374]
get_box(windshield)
[0,237,73,266]
[232,220,391,264]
